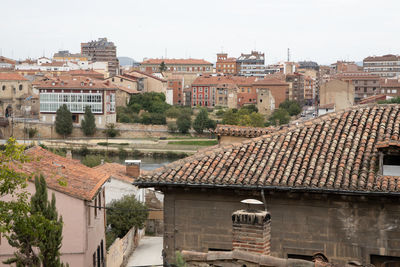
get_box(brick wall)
[162,188,400,265]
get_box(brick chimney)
[232,202,271,255]
[125,160,141,178]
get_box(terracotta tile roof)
[68,69,103,77]
[212,124,279,138]
[94,162,149,183]
[35,75,117,90]
[336,72,380,80]
[17,146,110,201]
[359,95,389,104]
[253,78,288,86]
[191,75,256,87]
[0,56,16,65]
[141,58,212,65]
[0,72,28,81]
[127,70,167,82]
[40,62,67,67]
[117,85,139,94]
[135,104,400,194]
[364,54,400,62]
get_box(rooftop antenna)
[287,48,290,62]
[165,48,167,59]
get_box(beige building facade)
[0,73,38,118]
[320,79,354,111]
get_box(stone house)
[136,104,400,266]
[0,72,38,118]
[0,146,109,267]
[127,70,167,94]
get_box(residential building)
[331,61,360,74]
[319,79,354,111]
[256,87,275,114]
[140,58,213,74]
[380,78,400,97]
[183,87,192,106]
[105,74,139,91]
[81,38,119,77]
[0,146,109,267]
[53,50,89,62]
[304,76,315,106]
[166,75,184,105]
[0,56,16,69]
[237,51,265,77]
[234,76,257,107]
[126,70,167,94]
[298,61,319,71]
[135,104,400,266]
[336,72,380,102]
[252,78,289,109]
[36,76,117,127]
[0,72,38,118]
[216,53,238,74]
[286,73,305,104]
[363,54,400,78]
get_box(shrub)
[103,123,120,138]
[24,127,38,138]
[118,147,127,159]
[167,122,178,133]
[176,114,191,134]
[81,154,103,167]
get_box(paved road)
[127,236,163,267]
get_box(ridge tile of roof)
[19,146,110,201]
[135,104,400,195]
[212,124,280,138]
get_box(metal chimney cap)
[241,199,263,205]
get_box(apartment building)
[233,76,257,107]
[237,51,265,77]
[336,72,380,102]
[286,73,305,104]
[81,38,119,77]
[304,76,315,106]
[252,78,289,109]
[380,78,400,97]
[216,53,238,74]
[166,74,184,105]
[140,58,213,74]
[36,76,117,127]
[363,54,400,77]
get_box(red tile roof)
[127,70,167,82]
[142,58,212,65]
[212,124,280,138]
[135,104,400,194]
[18,147,110,201]
[94,162,149,183]
[359,95,389,104]
[0,72,28,81]
[68,69,104,78]
[253,78,288,86]
[35,75,118,90]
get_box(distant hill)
[118,57,139,66]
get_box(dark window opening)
[72,114,79,123]
[208,248,231,252]
[371,255,400,267]
[383,155,400,165]
[288,254,313,261]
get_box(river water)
[72,153,174,171]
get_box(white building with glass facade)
[36,76,117,127]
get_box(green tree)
[159,61,167,73]
[249,112,265,127]
[5,175,67,267]
[31,175,65,267]
[193,108,210,134]
[268,108,290,126]
[222,109,239,125]
[176,113,192,134]
[103,123,120,138]
[81,106,96,136]
[0,138,30,235]
[241,104,258,113]
[55,104,73,139]
[279,100,302,116]
[107,195,148,238]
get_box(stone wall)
[161,188,400,266]
[2,121,169,139]
[106,227,145,267]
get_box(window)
[93,253,96,267]
[199,87,203,92]
[364,87,367,93]
[193,88,196,93]
[2,85,5,91]
[371,255,400,267]
[94,198,97,217]
[19,84,23,91]
[393,89,397,94]
[383,154,400,175]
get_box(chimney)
[125,160,141,178]
[232,199,271,255]
[66,150,72,159]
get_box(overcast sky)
[1,0,399,65]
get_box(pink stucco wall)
[0,182,106,267]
